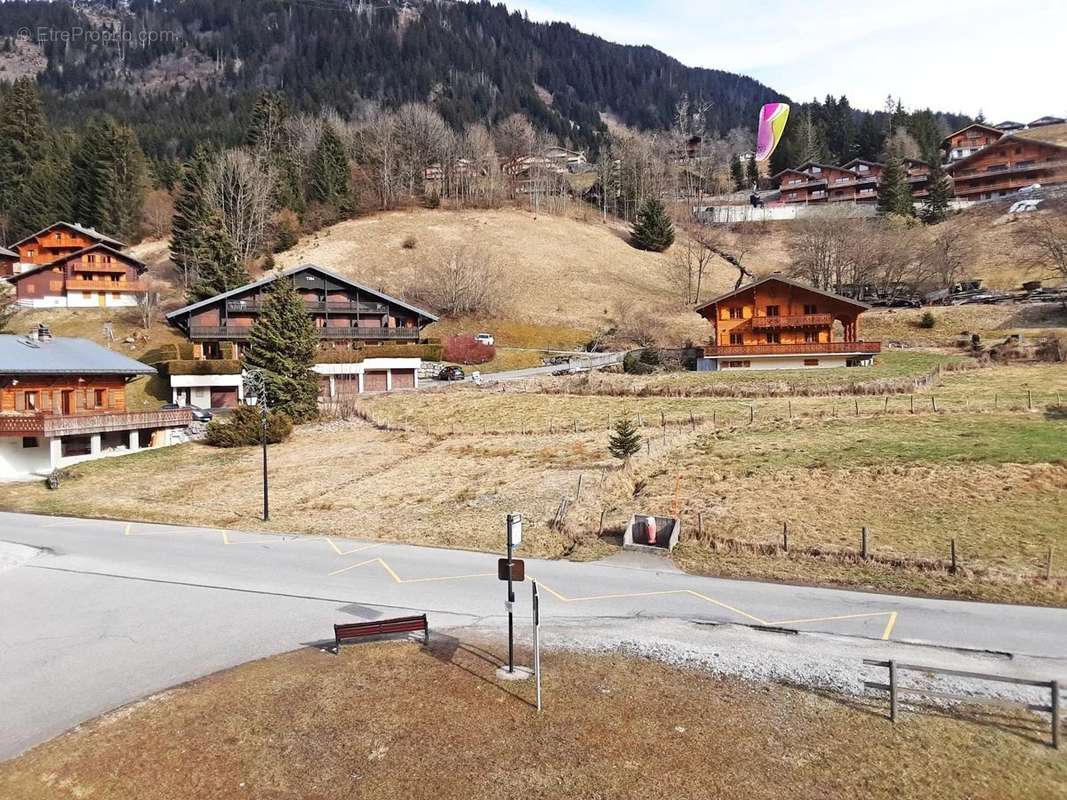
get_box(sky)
[509,0,1065,123]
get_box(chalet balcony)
[952,158,1067,179]
[0,408,193,437]
[750,313,833,330]
[190,325,420,341]
[705,341,881,357]
[66,278,145,292]
[225,299,390,314]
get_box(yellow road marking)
[328,556,492,584]
[328,558,384,577]
[768,611,894,626]
[326,538,379,556]
[881,611,899,641]
[685,589,769,625]
[124,523,132,536]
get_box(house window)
[803,304,817,314]
[722,360,751,368]
[803,359,820,367]
[24,391,38,411]
[765,305,779,317]
[804,331,819,343]
[766,331,781,344]
[22,437,38,448]
[729,333,744,345]
[729,307,743,320]
[94,388,107,407]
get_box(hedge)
[313,343,443,364]
[161,359,243,376]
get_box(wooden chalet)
[775,158,929,204]
[0,332,190,479]
[946,123,1067,200]
[8,243,147,309]
[695,275,880,371]
[942,123,1004,163]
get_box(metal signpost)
[505,513,522,674]
[532,581,542,711]
[243,370,270,522]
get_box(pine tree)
[188,211,247,302]
[171,147,214,287]
[608,416,641,461]
[247,91,303,213]
[921,159,952,225]
[630,197,674,252]
[745,154,759,188]
[9,135,74,240]
[309,124,352,211]
[729,154,744,191]
[0,77,46,224]
[71,117,147,241]
[242,277,320,423]
[877,157,914,218]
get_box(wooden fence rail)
[863,659,1061,749]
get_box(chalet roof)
[0,246,16,259]
[9,221,126,250]
[165,263,440,323]
[902,158,929,167]
[694,274,871,315]
[5,243,148,283]
[770,167,817,179]
[940,122,1004,147]
[840,158,884,169]
[1029,116,1066,128]
[946,125,1067,172]
[794,161,854,174]
[995,120,1025,130]
[0,336,156,376]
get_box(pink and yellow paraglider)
[755,102,790,162]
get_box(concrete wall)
[0,427,186,482]
[0,437,52,479]
[313,358,420,397]
[169,374,243,408]
[66,291,137,308]
[706,353,874,371]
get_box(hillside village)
[0,2,1066,797]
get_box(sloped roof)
[9,221,126,250]
[840,158,884,169]
[5,243,148,282]
[165,263,440,322]
[0,336,155,376]
[695,274,871,314]
[0,246,16,259]
[1029,116,1066,128]
[946,126,1067,172]
[940,122,1004,147]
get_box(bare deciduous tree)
[405,247,510,317]
[142,189,175,240]
[134,277,167,331]
[205,149,275,265]
[669,226,715,305]
[1020,209,1067,285]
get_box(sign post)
[532,581,541,711]
[505,513,522,673]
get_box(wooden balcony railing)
[0,408,193,437]
[190,325,420,341]
[705,341,881,357]
[226,299,390,314]
[750,313,833,330]
[66,279,145,292]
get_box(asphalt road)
[1,510,1066,759]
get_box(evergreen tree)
[247,91,303,213]
[243,277,320,423]
[729,154,744,191]
[630,197,674,252]
[877,157,915,218]
[745,154,759,188]
[855,114,885,162]
[170,147,215,287]
[608,416,641,461]
[0,77,46,227]
[71,117,147,241]
[921,159,952,224]
[309,124,352,211]
[188,210,247,302]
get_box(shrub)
[918,311,937,329]
[272,209,301,253]
[423,191,440,209]
[401,235,417,250]
[205,405,293,448]
[442,335,495,365]
[161,359,242,376]
[623,351,654,375]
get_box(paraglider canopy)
[755,103,790,162]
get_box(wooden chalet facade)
[0,333,191,479]
[774,160,929,205]
[945,123,1067,200]
[695,275,880,371]
[3,222,146,308]
[165,264,439,407]
[943,123,1005,163]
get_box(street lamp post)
[243,369,270,522]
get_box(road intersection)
[1,510,1065,759]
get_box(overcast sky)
[510,0,1064,123]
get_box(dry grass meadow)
[2,640,1064,800]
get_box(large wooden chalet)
[696,275,881,371]
[164,264,439,407]
[773,160,930,205]
[0,331,190,479]
[945,122,1067,201]
[2,222,146,308]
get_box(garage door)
[210,388,239,408]
[391,369,415,390]
[363,371,388,392]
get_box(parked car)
[163,403,213,422]
[474,332,495,346]
[438,365,466,382]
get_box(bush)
[918,311,937,329]
[205,405,293,448]
[161,359,242,376]
[623,351,654,375]
[272,209,301,253]
[442,335,495,365]
[401,235,417,250]
[423,191,441,209]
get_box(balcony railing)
[0,408,193,437]
[750,313,833,330]
[225,299,390,314]
[953,158,1067,179]
[190,325,420,341]
[705,341,881,357]
[66,279,145,292]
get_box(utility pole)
[243,369,270,522]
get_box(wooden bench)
[333,614,429,653]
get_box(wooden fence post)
[697,512,704,541]
[782,521,789,552]
[660,410,665,428]
[861,526,869,560]
[598,508,606,536]
[931,396,938,413]
[573,419,578,433]
[575,473,583,502]
[910,395,915,414]
[690,411,695,431]
[994,393,999,409]
[1047,545,1054,580]
[712,411,717,428]
[1053,680,1061,749]
[889,661,898,723]
[646,439,651,455]
[854,398,859,416]
[788,401,792,420]
[549,419,554,434]
[607,412,611,430]
[950,538,957,574]
[749,405,755,424]
[1028,389,1034,410]
[884,396,890,413]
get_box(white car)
[474,332,495,346]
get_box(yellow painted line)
[767,611,894,626]
[124,523,132,537]
[328,558,383,577]
[685,590,770,626]
[396,572,496,584]
[326,538,379,556]
[881,611,899,641]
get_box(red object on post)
[646,516,657,545]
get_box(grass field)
[863,304,1067,346]
[2,641,1063,800]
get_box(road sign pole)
[533,581,541,711]
[507,535,514,673]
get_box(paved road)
[1,510,1065,759]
